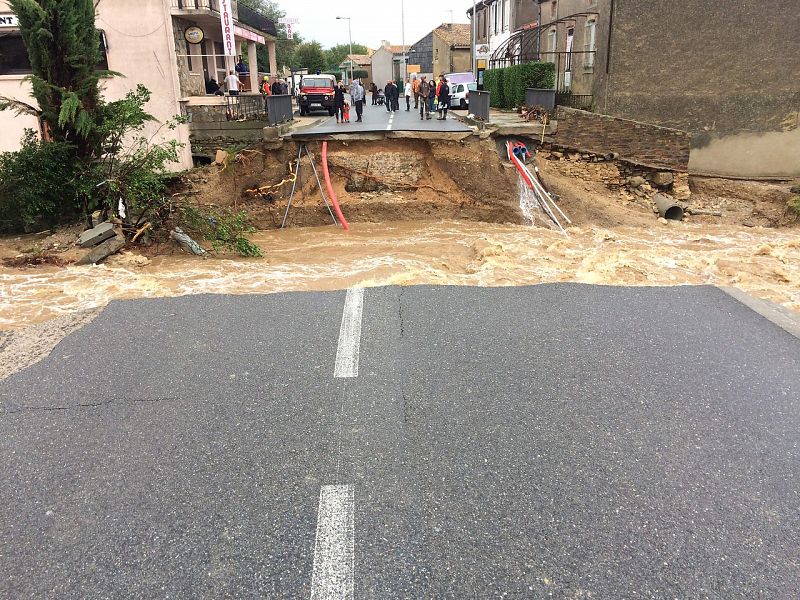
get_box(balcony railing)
[170,0,238,18]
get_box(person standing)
[271,78,282,96]
[349,79,365,122]
[333,81,346,123]
[392,81,403,111]
[418,76,431,120]
[224,70,242,96]
[370,82,378,105]
[404,78,413,111]
[412,75,420,108]
[436,75,450,120]
[384,80,394,112]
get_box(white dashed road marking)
[334,287,364,378]
[310,484,355,600]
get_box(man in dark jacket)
[333,81,346,123]
[384,80,395,112]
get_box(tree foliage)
[292,41,326,73]
[325,43,369,73]
[9,0,106,159]
[238,0,303,71]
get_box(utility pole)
[401,0,407,80]
[471,0,477,77]
[336,16,353,82]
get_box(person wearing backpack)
[436,75,450,120]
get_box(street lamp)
[336,16,353,83]
[400,0,407,80]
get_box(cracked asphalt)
[1,284,799,598]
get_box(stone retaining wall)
[552,107,691,171]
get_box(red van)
[298,75,336,116]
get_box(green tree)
[238,0,302,71]
[325,43,369,74]
[6,0,105,160]
[292,41,326,73]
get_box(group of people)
[333,79,366,124]
[205,68,289,99]
[364,75,451,120]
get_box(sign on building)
[218,0,235,56]
[0,13,19,28]
[278,17,299,40]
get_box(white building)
[0,0,277,169]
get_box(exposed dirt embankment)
[177,137,528,228]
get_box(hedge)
[483,62,556,109]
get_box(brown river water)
[2,220,799,329]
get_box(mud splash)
[2,221,799,329]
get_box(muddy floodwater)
[2,220,799,329]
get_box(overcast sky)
[280,0,474,50]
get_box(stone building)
[590,0,799,177]
[409,24,472,78]
[0,0,277,169]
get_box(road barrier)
[267,94,294,126]
[525,88,556,110]
[470,90,490,123]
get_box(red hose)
[507,141,534,188]
[321,141,349,230]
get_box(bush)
[177,206,263,257]
[504,62,555,109]
[483,62,556,109]
[483,68,506,108]
[352,69,368,79]
[0,130,78,231]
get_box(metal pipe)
[653,193,684,221]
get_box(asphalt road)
[294,98,471,137]
[2,284,799,598]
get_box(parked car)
[444,72,476,86]
[298,75,336,116]
[450,82,478,110]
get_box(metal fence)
[225,95,267,121]
[266,95,294,126]
[555,92,593,111]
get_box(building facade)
[589,0,799,177]
[0,0,277,169]
[409,24,472,78]
[467,0,539,73]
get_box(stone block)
[78,222,116,248]
[76,236,125,265]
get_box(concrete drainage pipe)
[653,194,684,221]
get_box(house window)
[493,3,499,35]
[546,28,557,62]
[0,33,31,75]
[565,27,574,70]
[551,1,557,21]
[584,19,596,67]
[501,0,508,31]
[0,30,108,75]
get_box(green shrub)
[789,196,800,215]
[178,206,263,257]
[483,68,506,108]
[0,130,78,231]
[504,62,556,109]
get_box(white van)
[450,82,478,110]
